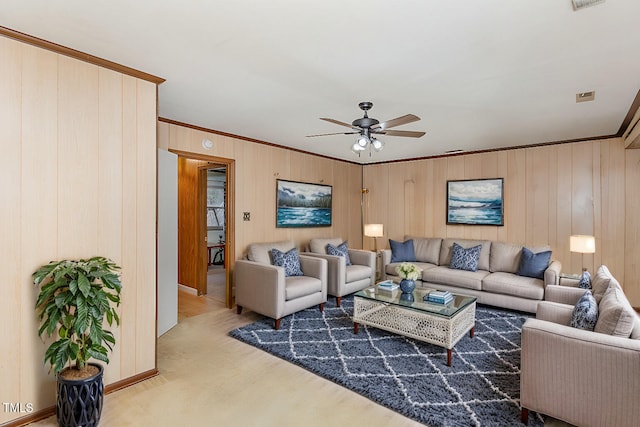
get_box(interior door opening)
[205,166,227,304]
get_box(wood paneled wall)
[158,122,364,261]
[0,36,157,424]
[363,139,640,305]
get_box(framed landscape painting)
[447,178,504,226]
[276,179,332,227]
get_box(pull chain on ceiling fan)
[306,101,426,156]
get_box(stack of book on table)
[425,290,453,305]
[377,280,399,290]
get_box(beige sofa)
[381,237,561,313]
[521,266,640,426]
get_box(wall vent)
[572,0,605,11]
[576,91,595,103]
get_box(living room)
[2,2,640,426]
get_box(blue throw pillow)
[327,241,352,266]
[271,248,304,277]
[578,270,592,289]
[389,239,416,263]
[517,247,551,279]
[449,243,482,272]
[570,290,598,331]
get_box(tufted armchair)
[235,240,327,330]
[304,238,376,307]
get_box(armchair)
[235,240,327,330]
[521,280,640,426]
[304,238,375,307]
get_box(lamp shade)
[364,223,384,238]
[570,235,596,254]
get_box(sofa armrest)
[235,260,284,318]
[521,318,640,427]
[299,255,327,280]
[381,249,393,278]
[302,252,343,290]
[536,300,574,326]
[348,249,375,269]
[544,284,587,305]
[543,260,561,286]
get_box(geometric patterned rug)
[229,295,545,426]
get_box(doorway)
[173,149,235,310]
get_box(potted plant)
[395,262,422,294]
[33,256,122,427]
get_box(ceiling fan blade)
[375,129,426,138]
[306,131,359,138]
[320,118,354,128]
[375,114,420,130]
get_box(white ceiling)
[2,0,639,164]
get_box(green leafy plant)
[33,257,122,374]
[395,262,422,281]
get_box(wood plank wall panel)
[0,36,23,420]
[20,44,59,406]
[362,138,639,305]
[164,123,363,264]
[0,36,157,424]
[625,148,640,304]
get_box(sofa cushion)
[422,266,488,291]
[247,240,295,264]
[389,239,416,263]
[284,275,322,300]
[592,265,620,304]
[407,237,442,265]
[570,290,598,331]
[517,247,551,279]
[271,248,304,277]
[385,262,436,277]
[631,315,640,340]
[594,283,636,337]
[327,241,352,265]
[449,243,482,272]
[482,272,545,300]
[489,242,523,273]
[439,238,491,271]
[309,238,342,254]
[346,264,373,283]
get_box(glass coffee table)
[353,287,477,366]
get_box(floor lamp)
[570,234,595,287]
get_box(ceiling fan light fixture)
[371,138,384,152]
[351,142,366,153]
[357,135,369,147]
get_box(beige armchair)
[521,283,640,426]
[235,240,327,330]
[304,238,376,307]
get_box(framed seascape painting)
[276,179,332,227]
[446,178,504,226]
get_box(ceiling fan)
[307,101,426,155]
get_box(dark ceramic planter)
[56,363,104,427]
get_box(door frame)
[170,149,235,308]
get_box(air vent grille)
[576,91,595,103]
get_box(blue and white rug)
[229,296,544,426]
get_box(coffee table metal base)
[353,296,476,366]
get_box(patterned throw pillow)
[326,241,352,266]
[271,248,304,277]
[570,290,598,331]
[578,270,592,289]
[449,243,482,272]
[517,247,551,279]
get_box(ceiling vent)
[572,0,605,11]
[576,91,595,103]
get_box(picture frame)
[276,179,332,227]
[446,178,504,226]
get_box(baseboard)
[178,283,197,295]
[1,369,159,427]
